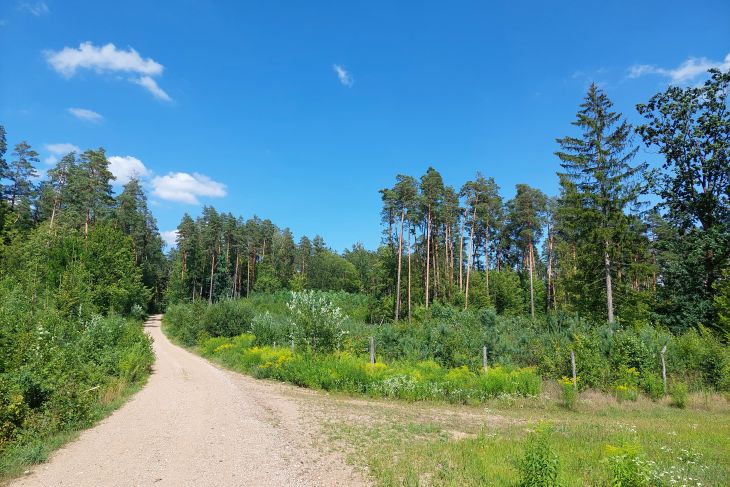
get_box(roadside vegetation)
[165,290,730,485]
[0,135,163,478]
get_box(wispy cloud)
[131,75,171,102]
[108,155,151,185]
[18,1,49,16]
[45,42,171,101]
[151,172,227,205]
[160,230,179,248]
[333,64,353,87]
[68,107,103,123]
[628,52,730,84]
[44,142,80,165]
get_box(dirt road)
[13,315,366,487]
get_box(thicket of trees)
[166,69,730,336]
[0,127,159,461]
[0,131,167,314]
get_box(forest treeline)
[167,70,730,336]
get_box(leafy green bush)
[164,292,730,394]
[516,424,561,487]
[670,382,689,409]
[604,444,652,487]
[558,377,578,410]
[640,372,665,401]
[287,291,346,352]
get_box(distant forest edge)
[0,68,727,333]
[165,70,729,336]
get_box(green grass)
[323,392,730,486]
[0,376,149,483]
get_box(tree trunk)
[458,208,466,291]
[246,254,251,296]
[529,240,535,318]
[395,209,405,320]
[464,206,476,309]
[425,208,431,308]
[407,222,412,322]
[84,207,90,239]
[50,198,59,229]
[208,252,216,304]
[233,251,240,298]
[547,231,554,311]
[605,243,615,323]
[484,225,490,299]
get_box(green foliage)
[287,290,346,352]
[196,332,541,403]
[669,383,688,409]
[516,424,561,487]
[604,444,653,487]
[166,292,730,395]
[558,377,578,410]
[0,307,153,452]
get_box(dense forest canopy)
[0,69,728,335]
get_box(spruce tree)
[555,84,647,323]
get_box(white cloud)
[68,107,103,123]
[19,1,49,16]
[151,172,227,205]
[45,42,171,101]
[628,52,730,84]
[160,230,179,248]
[333,64,353,87]
[108,155,151,185]
[131,75,171,102]
[44,142,81,164]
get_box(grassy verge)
[162,319,730,485]
[1,315,154,483]
[322,389,730,486]
[0,376,149,483]
[194,332,541,403]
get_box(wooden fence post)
[482,346,488,371]
[369,336,375,364]
[660,345,667,395]
[570,350,577,389]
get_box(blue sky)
[1,1,728,251]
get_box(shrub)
[558,377,578,410]
[516,424,561,487]
[614,367,640,402]
[640,372,664,401]
[604,444,652,487]
[250,312,292,347]
[287,291,346,352]
[670,382,689,409]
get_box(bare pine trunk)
[484,226,490,299]
[605,244,615,323]
[458,208,466,290]
[529,240,535,318]
[395,209,405,320]
[208,252,216,304]
[407,222,412,322]
[84,208,90,239]
[464,207,476,309]
[547,232,554,311]
[233,251,240,298]
[425,208,431,308]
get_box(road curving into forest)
[13,315,366,487]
